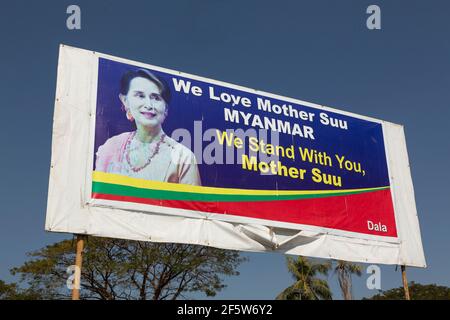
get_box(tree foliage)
[333,260,362,300]
[276,256,332,300]
[366,282,450,300]
[0,280,21,300]
[364,281,450,300]
[0,280,42,300]
[9,237,246,300]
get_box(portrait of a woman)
[95,68,201,185]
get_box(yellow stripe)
[92,171,388,196]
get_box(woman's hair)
[120,68,171,104]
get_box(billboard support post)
[401,265,411,300]
[71,234,87,300]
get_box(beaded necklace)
[125,131,166,173]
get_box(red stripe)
[92,189,397,237]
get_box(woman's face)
[121,77,167,129]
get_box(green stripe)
[92,182,389,202]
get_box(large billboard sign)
[46,45,426,267]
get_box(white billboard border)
[46,44,426,268]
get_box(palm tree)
[276,256,332,300]
[333,260,362,300]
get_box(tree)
[0,280,19,300]
[366,282,450,300]
[10,237,246,300]
[333,260,362,300]
[276,256,332,300]
[0,280,42,300]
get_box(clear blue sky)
[1,0,449,299]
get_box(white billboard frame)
[45,44,426,267]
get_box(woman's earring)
[126,111,134,121]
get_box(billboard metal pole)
[401,265,411,300]
[71,234,87,300]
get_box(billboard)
[46,45,426,267]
